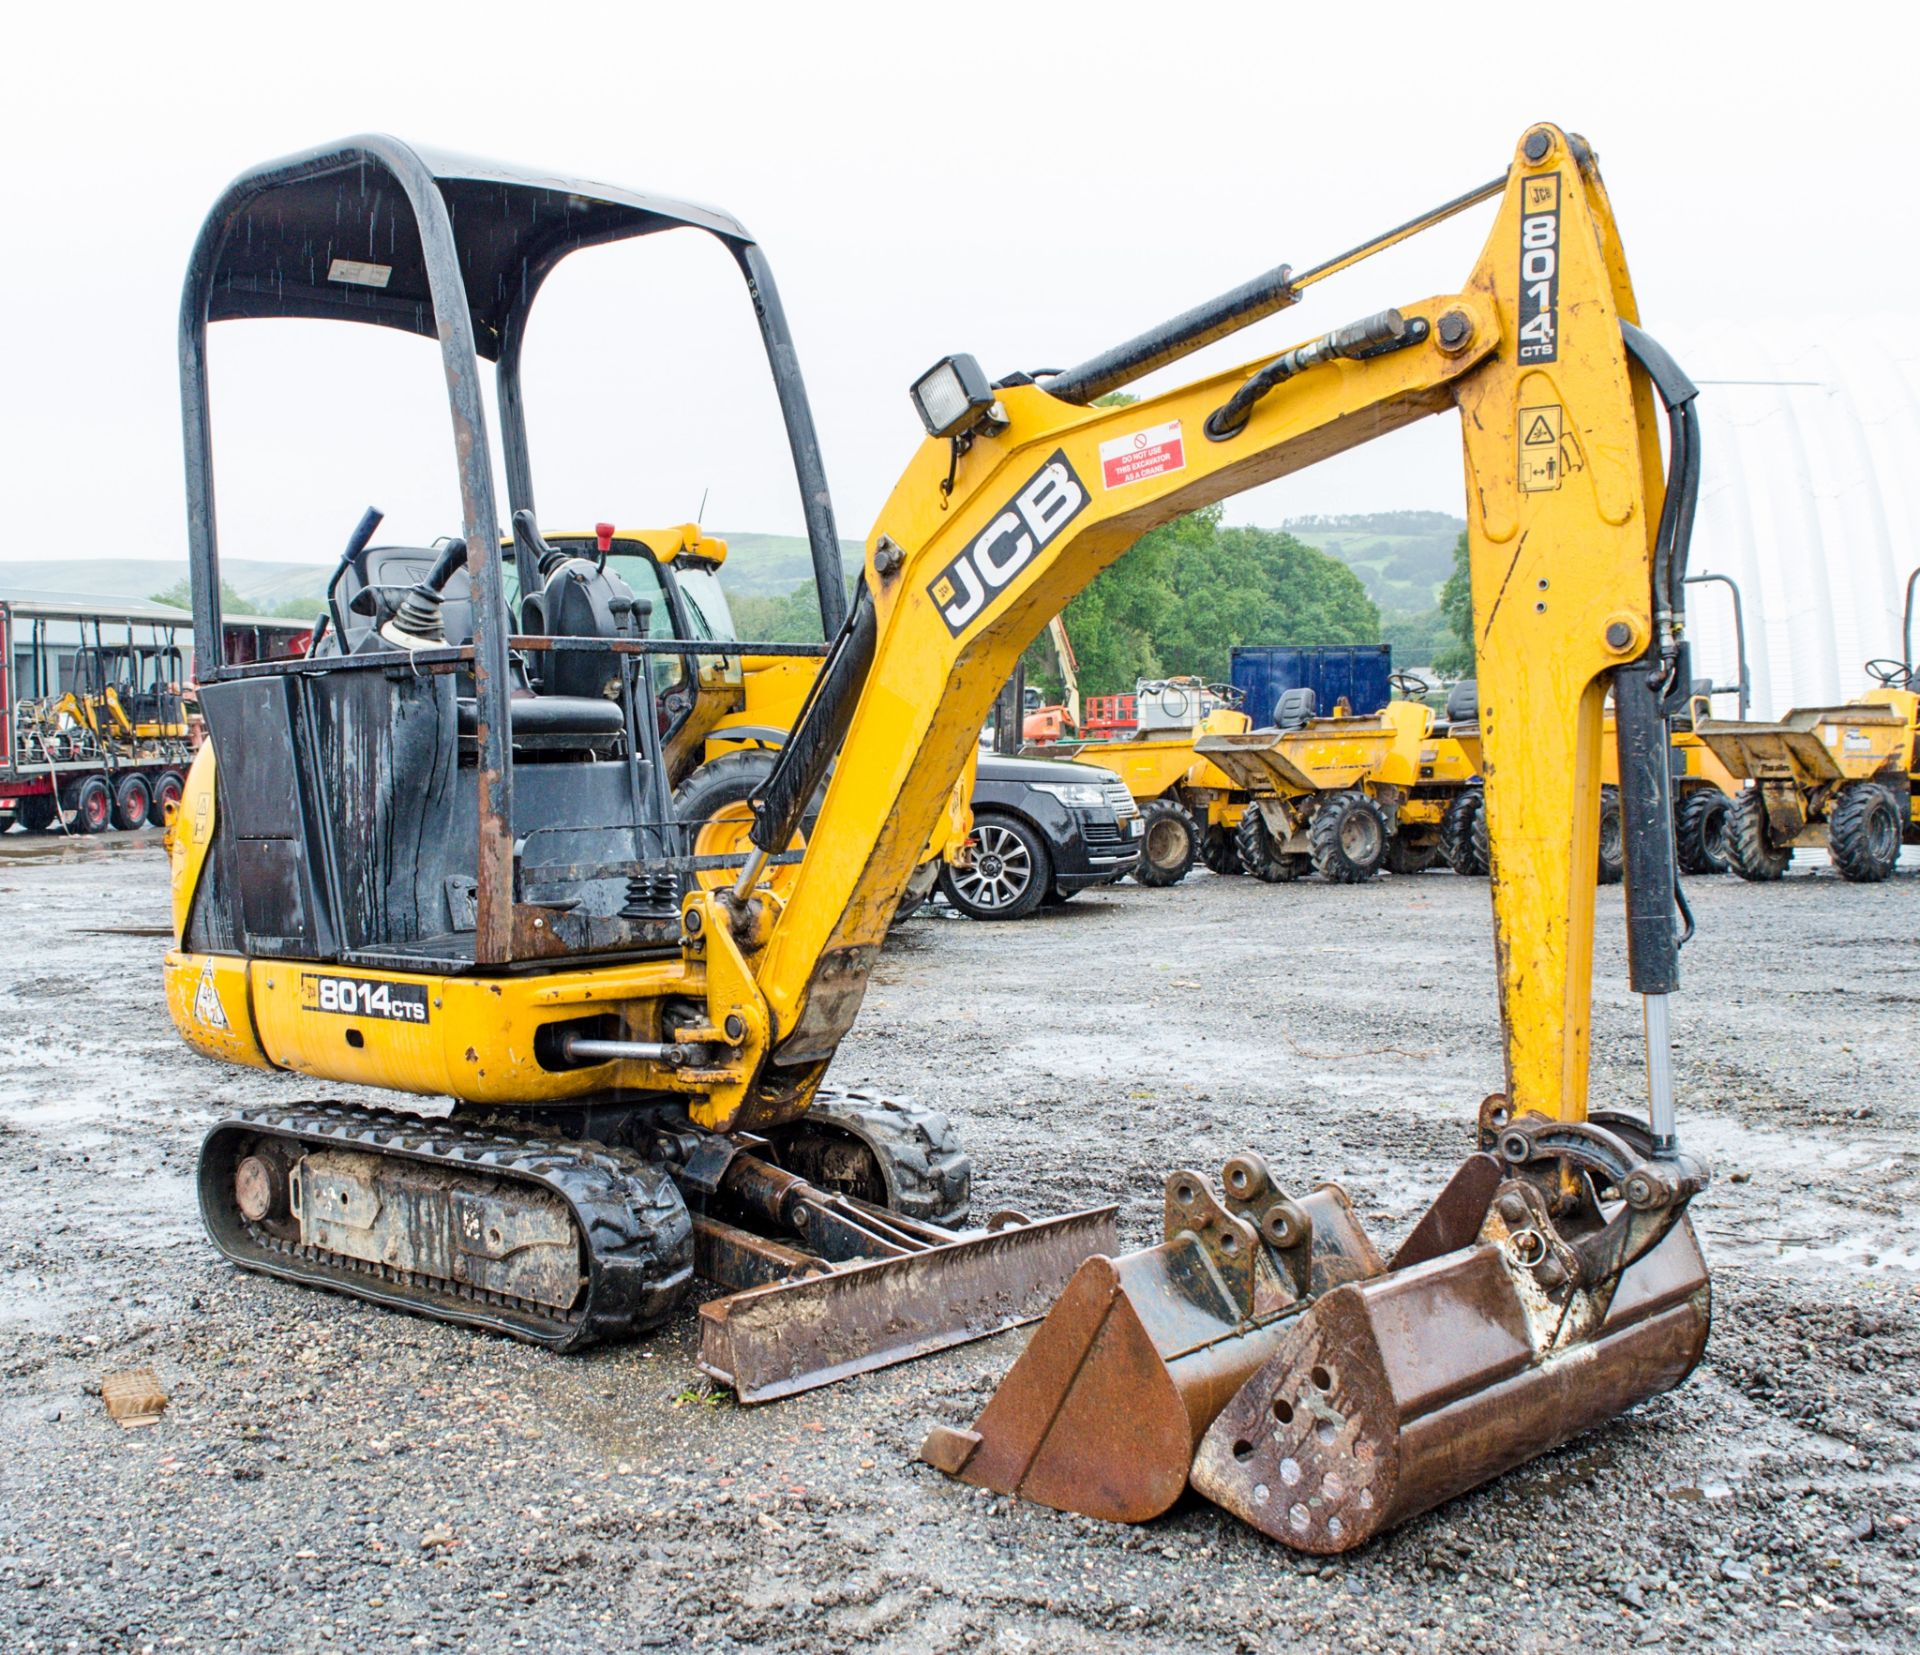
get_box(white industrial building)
[1675,318,1918,719]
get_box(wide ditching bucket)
[923,1112,1709,1551]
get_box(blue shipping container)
[1229,644,1392,727]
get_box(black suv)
[938,754,1143,920]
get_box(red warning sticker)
[1099,419,1186,490]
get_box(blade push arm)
[696,126,1672,1138]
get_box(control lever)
[317,506,384,652]
[512,508,569,580]
[379,538,469,649]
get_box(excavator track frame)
[198,1102,695,1351]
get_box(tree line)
[730,516,1477,696]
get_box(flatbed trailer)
[1,596,309,832]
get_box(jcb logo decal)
[927,451,1088,637]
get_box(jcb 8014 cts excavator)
[167,124,1708,1550]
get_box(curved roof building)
[1672,317,1919,718]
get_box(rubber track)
[199,1102,693,1352]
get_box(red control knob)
[595,521,615,554]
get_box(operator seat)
[337,545,626,755]
[1273,687,1317,729]
[1443,679,1478,727]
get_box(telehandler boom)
[167,125,1708,1546]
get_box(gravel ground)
[1,829,1916,1654]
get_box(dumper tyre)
[1135,798,1199,886]
[1725,787,1791,881]
[1308,790,1390,883]
[1827,781,1902,883]
[1674,786,1730,876]
[1596,784,1624,885]
[1235,808,1302,882]
[1199,825,1242,876]
[674,748,823,899]
[66,775,112,835]
[1439,788,1487,876]
[112,772,152,832]
[939,811,1050,920]
[1385,832,1439,875]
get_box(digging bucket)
[1192,1121,1711,1552]
[920,1158,1385,1523]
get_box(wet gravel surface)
[1,829,1916,1653]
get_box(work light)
[910,354,995,439]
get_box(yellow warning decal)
[1518,404,1564,492]
[193,960,231,1031]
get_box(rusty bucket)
[1190,1125,1712,1552]
[920,1156,1384,1523]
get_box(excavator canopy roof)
[193,136,750,360]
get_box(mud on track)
[1,830,1916,1653]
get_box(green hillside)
[1281,510,1463,612]
[0,532,857,620]
[1282,511,1466,671]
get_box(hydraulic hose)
[1616,323,1705,1153]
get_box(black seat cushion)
[1274,686,1318,729]
[456,696,625,737]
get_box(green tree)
[1432,530,1474,677]
[730,581,828,644]
[150,577,260,615]
[1021,508,1379,699]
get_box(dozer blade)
[1192,1217,1709,1552]
[700,1206,1119,1403]
[1191,1117,1712,1552]
[920,1160,1384,1523]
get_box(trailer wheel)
[1308,790,1390,883]
[1674,787,1730,876]
[1596,784,1624,885]
[1827,781,1902,883]
[1725,787,1791,881]
[1234,808,1304,882]
[1439,788,1487,875]
[112,773,152,832]
[17,793,58,833]
[1199,825,1242,876]
[153,769,186,824]
[1134,798,1198,887]
[68,776,112,835]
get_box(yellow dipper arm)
[705,126,1668,1136]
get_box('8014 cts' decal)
[927,450,1089,637]
[301,972,430,1023]
[1516,173,1561,364]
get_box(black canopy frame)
[177,135,848,962]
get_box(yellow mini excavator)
[167,125,1708,1547]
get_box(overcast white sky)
[2,2,1912,571]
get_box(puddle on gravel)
[0,829,166,866]
[1684,1112,1920,1275]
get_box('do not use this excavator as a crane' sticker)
[164,123,1709,1551]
